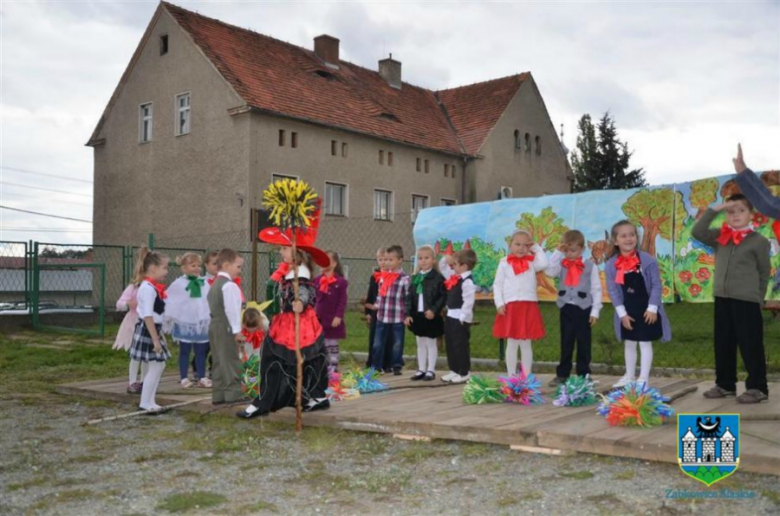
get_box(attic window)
[378,112,399,122]
[315,70,334,79]
[160,35,169,55]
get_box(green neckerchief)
[186,275,205,298]
[412,270,430,295]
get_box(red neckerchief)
[372,270,383,282]
[773,220,780,243]
[234,276,245,303]
[143,277,167,299]
[319,274,337,293]
[614,252,640,285]
[444,274,461,291]
[378,271,401,296]
[717,223,753,247]
[270,263,291,283]
[207,276,215,286]
[562,257,585,287]
[241,328,265,350]
[506,254,535,275]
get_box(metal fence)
[1,219,778,374]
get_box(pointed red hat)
[258,202,331,267]
[463,240,471,250]
[443,241,454,256]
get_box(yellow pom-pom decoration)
[262,178,318,230]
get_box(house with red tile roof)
[88,1,572,257]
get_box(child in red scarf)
[605,221,671,390]
[545,230,602,387]
[314,251,348,374]
[492,229,549,377]
[693,194,770,403]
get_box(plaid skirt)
[129,321,171,362]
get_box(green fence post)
[148,233,155,249]
[31,242,39,329]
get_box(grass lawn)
[339,303,780,372]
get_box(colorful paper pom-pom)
[340,367,387,393]
[462,375,505,405]
[498,372,545,405]
[240,354,261,398]
[553,375,598,407]
[325,371,360,402]
[597,383,674,428]
[262,179,318,230]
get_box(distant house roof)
[89,1,533,157]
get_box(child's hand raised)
[733,143,747,174]
[620,315,634,330]
[643,311,658,325]
[557,243,568,253]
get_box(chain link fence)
[2,212,778,374]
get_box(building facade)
[88,2,572,257]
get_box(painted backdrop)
[414,171,780,303]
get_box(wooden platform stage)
[57,373,780,476]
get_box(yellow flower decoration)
[262,179,318,230]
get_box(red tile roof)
[99,2,530,156]
[438,74,529,155]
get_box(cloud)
[2,0,779,244]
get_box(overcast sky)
[1,0,779,245]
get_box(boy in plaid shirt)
[371,245,410,375]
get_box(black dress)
[620,267,663,342]
[249,277,329,415]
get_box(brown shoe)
[736,389,768,404]
[126,382,142,394]
[702,385,736,399]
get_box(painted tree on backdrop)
[570,112,647,192]
[513,207,569,295]
[621,188,685,257]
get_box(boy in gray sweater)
[692,192,771,403]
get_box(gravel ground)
[1,395,778,516]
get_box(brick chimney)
[314,35,339,68]
[378,54,402,89]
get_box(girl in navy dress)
[604,220,671,389]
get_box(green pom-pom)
[463,375,504,404]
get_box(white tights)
[624,340,653,380]
[139,361,166,410]
[416,336,438,373]
[506,339,533,376]
[129,359,148,384]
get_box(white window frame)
[373,189,394,221]
[175,92,191,136]
[139,102,153,143]
[440,197,458,206]
[272,173,299,183]
[411,193,430,222]
[324,181,349,217]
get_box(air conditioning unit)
[499,186,513,199]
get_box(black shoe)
[393,368,403,376]
[303,399,331,413]
[212,400,226,406]
[383,368,393,374]
[423,371,435,381]
[236,406,266,419]
[411,371,426,381]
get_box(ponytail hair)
[131,246,168,285]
